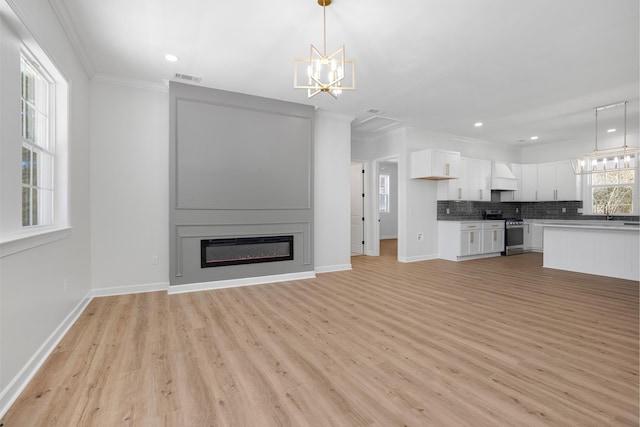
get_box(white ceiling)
[51,0,639,146]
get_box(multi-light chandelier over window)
[571,101,640,174]
[294,0,355,99]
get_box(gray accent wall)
[169,82,314,286]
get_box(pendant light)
[293,0,356,99]
[571,101,640,174]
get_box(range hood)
[491,162,518,191]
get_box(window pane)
[592,186,633,214]
[32,188,38,225]
[23,102,35,142]
[21,66,35,104]
[22,187,30,226]
[39,189,54,224]
[32,150,38,186]
[592,172,606,186]
[38,152,54,190]
[22,147,31,184]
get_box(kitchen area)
[409,148,640,281]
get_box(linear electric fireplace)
[200,235,294,268]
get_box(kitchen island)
[542,221,640,281]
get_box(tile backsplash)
[437,199,639,221]
[437,200,584,221]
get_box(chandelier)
[294,0,355,99]
[571,101,640,174]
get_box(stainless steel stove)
[504,218,524,255]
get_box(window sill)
[0,226,73,258]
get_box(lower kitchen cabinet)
[439,221,505,261]
[482,222,505,253]
[524,220,544,252]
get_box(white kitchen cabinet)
[411,149,460,180]
[500,163,522,201]
[554,160,580,200]
[521,164,539,201]
[482,222,505,253]
[439,221,505,261]
[437,157,490,201]
[522,161,580,201]
[467,159,492,201]
[460,222,483,256]
[523,220,543,252]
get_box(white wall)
[0,0,91,414]
[314,111,353,273]
[90,77,169,294]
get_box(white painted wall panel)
[90,79,169,291]
[314,111,352,272]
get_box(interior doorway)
[377,159,399,258]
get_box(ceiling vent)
[174,73,202,83]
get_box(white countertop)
[539,220,639,232]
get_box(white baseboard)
[91,281,169,297]
[398,253,439,263]
[315,264,352,274]
[0,292,92,419]
[167,271,316,294]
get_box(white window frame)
[21,52,56,228]
[0,25,70,257]
[585,169,639,216]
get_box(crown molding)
[93,73,168,93]
[48,0,95,78]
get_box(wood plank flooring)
[2,245,638,426]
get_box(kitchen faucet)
[604,203,612,220]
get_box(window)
[379,174,390,213]
[590,170,635,215]
[21,53,54,227]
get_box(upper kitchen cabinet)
[537,160,580,201]
[437,158,490,201]
[517,160,580,201]
[521,164,539,201]
[410,149,460,180]
[466,158,492,201]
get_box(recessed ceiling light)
[530,136,539,140]
[165,54,179,62]
[474,122,483,127]
[607,128,617,133]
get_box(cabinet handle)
[445,163,450,176]
[535,190,538,201]
[554,189,558,200]
[494,230,497,241]
[470,232,474,244]
[457,188,461,200]
[478,189,483,200]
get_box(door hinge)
[362,169,365,173]
[361,240,365,245]
[361,217,365,221]
[362,193,365,198]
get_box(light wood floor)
[2,245,638,426]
